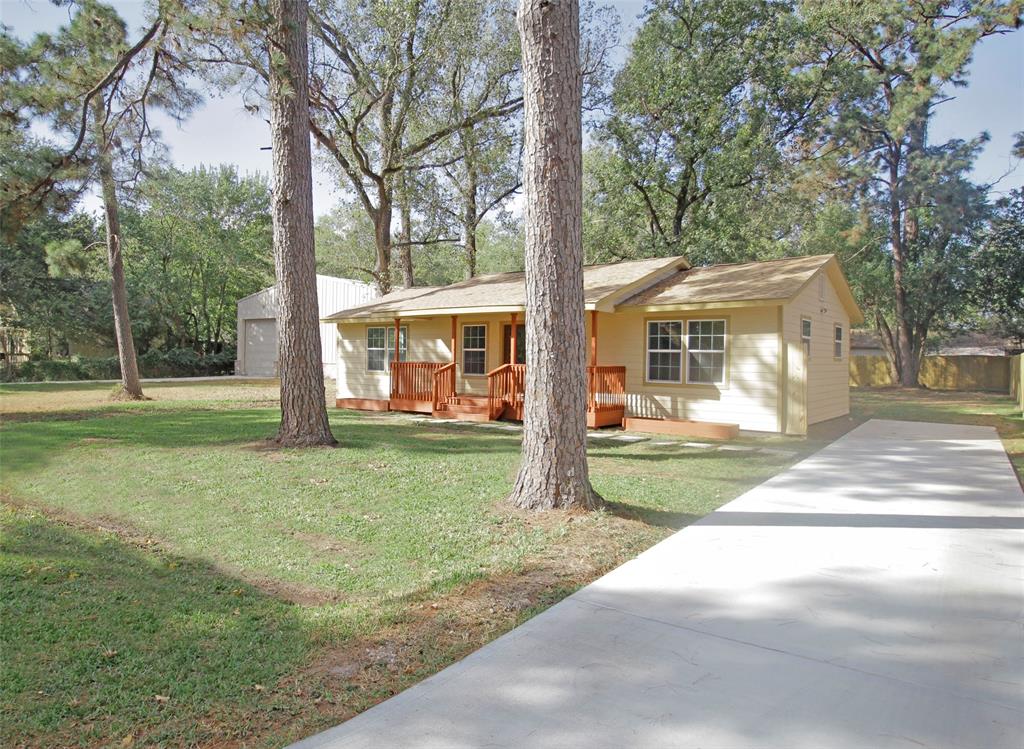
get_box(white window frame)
[685,319,727,386]
[646,320,684,383]
[366,325,407,372]
[462,323,487,376]
[834,324,844,359]
[801,317,812,357]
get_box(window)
[801,317,812,356]
[463,324,487,375]
[686,319,726,385]
[646,321,683,382]
[367,326,406,372]
[834,324,844,358]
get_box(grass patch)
[1,380,1020,746]
[0,506,312,747]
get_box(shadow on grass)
[605,500,703,530]
[3,408,758,477]
[0,381,119,394]
[0,507,316,747]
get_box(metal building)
[236,275,377,377]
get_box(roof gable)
[619,254,863,323]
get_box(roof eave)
[823,257,864,325]
[627,298,786,313]
[324,304,528,323]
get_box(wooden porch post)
[450,315,457,364]
[590,310,598,366]
[510,312,518,364]
[393,317,401,363]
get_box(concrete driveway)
[292,420,1024,749]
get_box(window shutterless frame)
[645,320,684,383]
[366,325,407,372]
[834,323,844,359]
[462,323,487,376]
[685,319,726,385]
[801,317,812,358]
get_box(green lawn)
[1,380,1020,747]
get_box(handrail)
[486,363,525,420]
[587,365,626,412]
[482,363,624,420]
[432,362,456,412]
[390,361,446,401]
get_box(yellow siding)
[782,270,851,425]
[336,307,782,432]
[599,307,781,432]
[335,313,520,400]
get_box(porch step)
[447,409,493,422]
[450,395,490,407]
[444,402,490,416]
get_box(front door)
[502,324,526,365]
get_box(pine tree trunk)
[268,0,336,447]
[93,103,144,401]
[508,0,600,512]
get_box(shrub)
[4,346,237,382]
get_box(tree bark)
[93,101,144,400]
[508,0,600,512]
[463,165,479,279]
[373,183,393,295]
[397,172,415,287]
[887,153,918,387]
[268,0,336,447]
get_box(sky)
[2,0,1022,218]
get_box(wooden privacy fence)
[850,354,1012,392]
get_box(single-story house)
[237,275,377,376]
[322,254,863,436]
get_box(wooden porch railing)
[390,361,446,404]
[587,365,626,412]
[432,362,456,412]
[485,364,626,422]
[487,363,526,420]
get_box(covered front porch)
[386,311,626,428]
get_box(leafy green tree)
[419,111,522,280]
[0,209,110,358]
[6,0,196,397]
[971,188,1024,348]
[592,0,838,258]
[419,0,615,279]
[302,0,524,293]
[122,166,274,353]
[808,0,1018,386]
[313,202,379,282]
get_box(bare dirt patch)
[200,507,660,747]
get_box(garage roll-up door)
[243,318,278,376]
